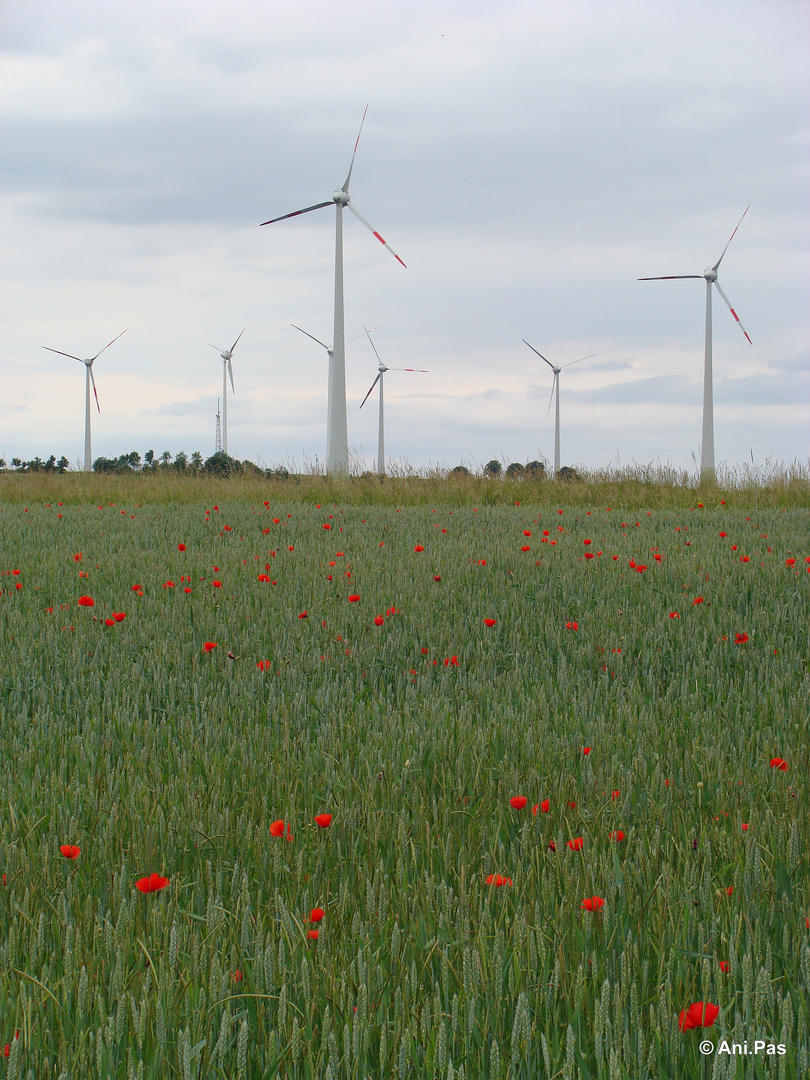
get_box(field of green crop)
[0,487,808,1079]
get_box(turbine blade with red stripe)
[347,202,406,266]
[260,201,332,227]
[90,329,127,362]
[712,204,750,271]
[713,280,752,343]
[360,372,381,409]
[638,275,703,281]
[386,367,429,372]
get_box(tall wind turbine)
[42,330,127,472]
[639,206,751,482]
[523,341,595,479]
[359,327,428,475]
[210,330,243,456]
[261,108,406,473]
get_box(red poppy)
[112,612,126,622]
[433,575,442,582]
[298,611,308,619]
[135,873,169,894]
[348,594,360,603]
[520,545,530,552]
[567,837,584,851]
[232,969,243,982]
[258,574,271,582]
[523,530,531,537]
[184,587,192,593]
[444,655,460,667]
[386,606,399,616]
[510,796,528,810]
[719,961,730,973]
[105,618,116,626]
[131,584,141,592]
[307,929,319,939]
[532,798,550,815]
[668,612,680,619]
[60,844,81,859]
[78,595,94,607]
[741,823,749,831]
[734,632,749,644]
[581,896,604,911]
[485,874,513,886]
[610,830,625,842]
[414,545,424,552]
[483,618,497,627]
[566,621,578,630]
[203,641,217,652]
[314,814,332,828]
[583,538,591,545]
[73,553,82,562]
[273,517,280,524]
[770,758,788,770]
[547,840,557,852]
[309,907,325,922]
[786,558,796,567]
[693,597,704,604]
[582,747,591,755]
[269,820,286,837]
[374,615,384,626]
[725,885,734,896]
[177,543,187,551]
[256,661,271,671]
[211,580,222,589]
[323,523,331,529]
[421,647,429,654]
[678,1002,719,1031]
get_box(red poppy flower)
[433,575,442,582]
[323,523,331,529]
[485,874,512,886]
[532,798,550,815]
[135,873,169,894]
[444,655,460,667]
[256,660,271,671]
[520,545,530,552]
[583,538,591,545]
[547,840,557,852]
[421,647,429,654]
[307,929,319,939]
[566,621,578,630]
[314,814,332,828]
[741,823,749,831]
[348,594,360,603]
[273,517,280,524]
[269,820,286,837]
[678,1002,719,1031]
[203,641,217,652]
[131,584,141,592]
[567,837,584,851]
[309,907,325,922]
[581,896,604,911]
[786,558,796,567]
[60,844,81,859]
[725,885,733,896]
[693,597,704,604]
[112,612,126,622]
[734,632,749,644]
[510,796,528,810]
[610,830,625,842]
[414,544,424,552]
[298,611,308,619]
[582,747,591,755]
[177,543,186,551]
[232,969,243,982]
[212,580,223,589]
[483,618,497,627]
[258,574,271,582]
[770,758,788,770]
[374,615,384,626]
[184,587,192,593]
[719,961,730,973]
[668,612,680,619]
[105,618,115,626]
[78,595,94,607]
[73,553,82,562]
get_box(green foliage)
[0,497,807,1076]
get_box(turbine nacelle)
[332,189,350,205]
[703,268,717,282]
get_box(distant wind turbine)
[639,206,751,482]
[523,341,595,478]
[209,330,243,456]
[42,329,127,472]
[359,327,428,475]
[261,107,406,473]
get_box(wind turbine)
[359,327,428,475]
[209,330,243,456]
[261,107,406,473]
[42,329,127,472]
[523,341,595,479]
[639,206,751,482]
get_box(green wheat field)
[0,475,808,1079]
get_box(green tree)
[484,459,502,478]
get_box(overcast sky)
[1,0,808,474]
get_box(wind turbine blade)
[43,347,84,362]
[260,201,332,227]
[563,353,597,369]
[346,326,376,346]
[210,343,225,353]
[713,280,752,344]
[386,367,430,372]
[347,202,407,267]
[291,324,330,351]
[546,372,557,415]
[342,103,369,192]
[523,340,555,371]
[228,358,235,392]
[230,329,245,354]
[638,275,703,281]
[89,364,100,412]
[90,329,127,362]
[713,204,750,271]
[359,371,381,409]
[364,325,384,366]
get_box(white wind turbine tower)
[42,330,127,472]
[523,341,595,479]
[209,330,243,456]
[359,327,428,475]
[639,206,751,483]
[261,107,406,473]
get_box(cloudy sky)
[1,0,808,474]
